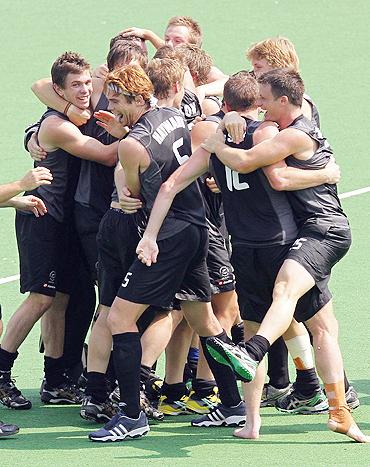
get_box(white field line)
[0,185,369,286]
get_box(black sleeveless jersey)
[303,93,320,128]
[26,109,81,223]
[128,107,206,240]
[197,110,226,228]
[181,89,202,129]
[74,93,116,216]
[285,115,346,226]
[211,117,298,246]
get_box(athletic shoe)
[109,386,164,421]
[186,387,220,414]
[41,382,83,404]
[275,386,329,414]
[140,390,164,421]
[191,401,246,427]
[0,372,32,410]
[260,383,292,408]
[206,337,258,382]
[144,373,163,406]
[0,421,19,437]
[109,385,120,404]
[88,410,149,442]
[345,385,360,410]
[80,395,118,423]
[158,393,189,415]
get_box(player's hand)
[11,195,47,217]
[66,104,91,126]
[119,186,142,213]
[94,110,129,139]
[222,111,246,144]
[19,167,53,191]
[120,27,148,40]
[201,129,225,153]
[27,133,47,161]
[136,236,159,266]
[92,64,109,80]
[325,157,341,184]
[193,114,206,125]
[206,177,220,193]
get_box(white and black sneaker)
[191,402,246,427]
[261,383,292,407]
[80,395,118,423]
[41,382,83,404]
[0,372,32,410]
[89,410,149,442]
[0,420,19,437]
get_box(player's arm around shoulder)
[38,115,118,166]
[118,137,150,198]
[191,119,218,151]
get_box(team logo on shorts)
[219,266,231,278]
[49,270,56,283]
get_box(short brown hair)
[258,68,304,107]
[223,71,259,111]
[166,16,202,46]
[147,58,185,99]
[107,41,148,72]
[175,44,212,86]
[153,45,186,66]
[51,51,90,88]
[109,32,145,50]
[247,37,299,71]
[105,65,154,103]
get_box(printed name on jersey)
[152,116,186,144]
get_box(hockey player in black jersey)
[203,68,368,443]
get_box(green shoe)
[206,337,258,382]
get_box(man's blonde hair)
[147,58,185,99]
[166,16,202,46]
[105,65,153,102]
[176,44,212,86]
[246,37,299,71]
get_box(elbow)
[160,180,177,200]
[268,177,287,191]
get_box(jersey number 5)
[225,166,250,191]
[173,138,189,165]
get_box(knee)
[29,293,53,316]
[272,280,300,304]
[308,315,338,340]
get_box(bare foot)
[328,419,370,443]
[233,418,261,439]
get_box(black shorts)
[74,202,105,282]
[97,209,139,307]
[207,226,235,294]
[16,212,74,296]
[231,243,331,323]
[117,224,211,308]
[286,218,351,292]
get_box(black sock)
[162,382,187,400]
[267,337,290,389]
[200,331,241,408]
[231,323,244,345]
[343,370,350,392]
[0,347,18,372]
[85,371,108,403]
[192,378,216,398]
[112,332,141,419]
[106,351,117,391]
[243,335,270,363]
[294,368,320,397]
[44,356,66,387]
